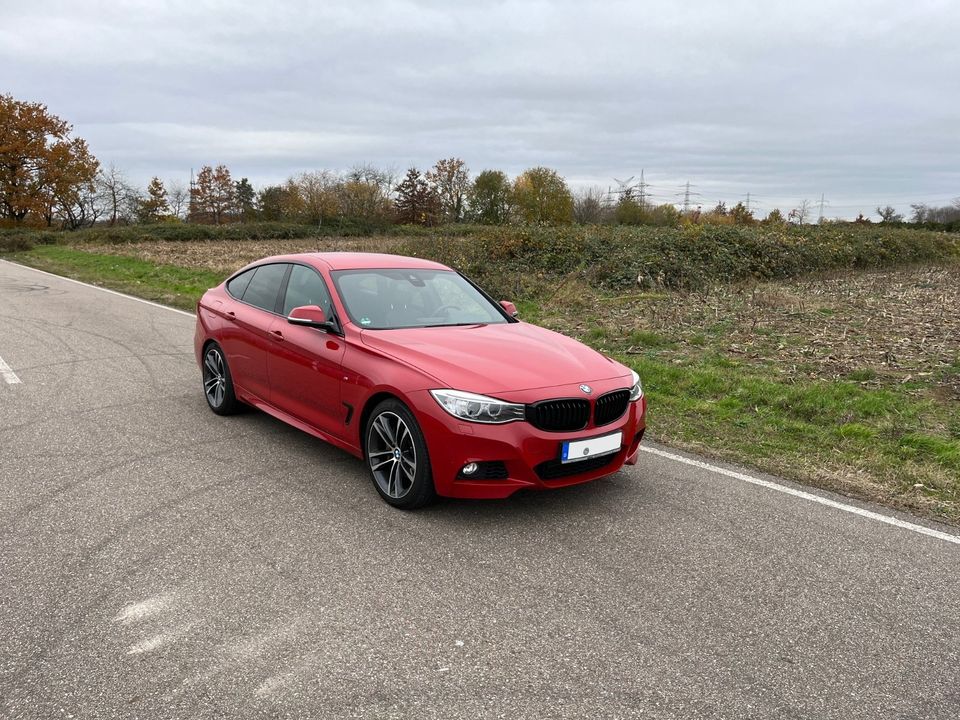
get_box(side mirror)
[287,305,332,329]
[499,300,518,318]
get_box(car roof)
[248,252,451,272]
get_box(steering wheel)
[433,304,461,316]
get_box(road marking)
[0,355,21,384]
[0,259,196,318]
[4,260,958,546]
[640,445,960,546]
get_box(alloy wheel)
[367,411,417,499]
[203,347,226,408]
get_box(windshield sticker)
[360,317,372,326]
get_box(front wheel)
[364,399,436,509]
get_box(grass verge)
[7,245,222,312]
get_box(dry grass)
[78,237,405,276]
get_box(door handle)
[270,330,284,341]
[225,311,236,321]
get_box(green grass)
[611,349,959,521]
[7,245,222,312]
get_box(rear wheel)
[364,399,435,509]
[202,342,241,416]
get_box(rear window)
[241,263,288,312]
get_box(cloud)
[3,0,958,216]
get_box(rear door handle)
[270,330,284,341]
[225,311,236,321]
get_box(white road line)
[640,445,960,546]
[0,259,196,318]
[0,355,21,384]
[4,260,959,546]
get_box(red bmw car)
[195,252,647,508]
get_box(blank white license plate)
[561,431,622,464]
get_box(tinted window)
[283,264,333,317]
[332,269,507,329]
[241,264,288,312]
[226,268,254,299]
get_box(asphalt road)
[1,259,958,720]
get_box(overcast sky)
[3,0,958,218]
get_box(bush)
[395,223,960,298]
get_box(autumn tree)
[511,167,573,224]
[394,168,439,225]
[191,164,235,224]
[135,177,169,223]
[425,157,470,223]
[337,165,394,227]
[284,171,339,224]
[467,169,511,224]
[0,94,99,225]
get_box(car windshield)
[331,269,508,330]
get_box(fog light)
[461,462,479,476]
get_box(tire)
[202,342,241,416]
[364,398,436,509]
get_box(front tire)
[364,399,435,509]
[202,342,241,416]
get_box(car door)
[268,263,346,436]
[219,262,289,401]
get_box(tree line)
[3,94,958,232]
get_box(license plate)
[561,431,622,464]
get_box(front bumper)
[409,378,647,499]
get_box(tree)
[257,185,291,221]
[876,205,904,223]
[235,178,256,222]
[136,177,169,223]
[284,171,339,224]
[425,157,470,223]
[762,208,786,225]
[573,186,607,224]
[337,164,395,227]
[0,94,99,225]
[96,164,138,226]
[788,199,811,225]
[729,202,755,225]
[467,169,511,224]
[510,167,573,224]
[394,167,439,225]
[167,180,188,219]
[190,164,235,224]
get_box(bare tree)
[788,199,811,225]
[573,186,608,224]
[167,180,189,219]
[96,164,136,225]
[876,205,904,223]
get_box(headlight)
[430,389,526,424]
[629,370,643,401]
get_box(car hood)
[360,322,628,394]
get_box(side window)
[241,264,288,312]
[282,264,333,316]
[226,268,254,299]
